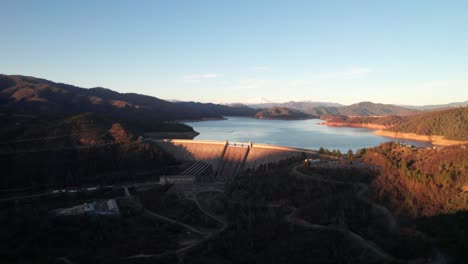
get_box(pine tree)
[319,147,325,154]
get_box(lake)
[185,117,431,152]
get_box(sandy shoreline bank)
[320,121,389,130]
[374,130,468,146]
[321,121,468,146]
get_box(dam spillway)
[153,139,316,180]
[216,143,250,181]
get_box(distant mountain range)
[0,74,257,122]
[317,101,420,116]
[238,98,467,115]
[240,100,343,110]
[399,101,468,110]
[239,100,419,117]
[2,74,466,127]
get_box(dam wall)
[245,145,305,170]
[153,139,316,179]
[153,139,227,169]
[216,144,250,181]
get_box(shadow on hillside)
[156,142,197,163]
[409,210,468,263]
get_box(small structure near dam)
[153,139,316,182]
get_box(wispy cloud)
[236,79,271,89]
[182,73,222,82]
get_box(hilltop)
[337,101,419,116]
[0,74,257,123]
[399,100,468,110]
[322,107,468,144]
[241,100,419,117]
[306,101,419,116]
[255,107,316,120]
[386,107,468,140]
[245,100,343,111]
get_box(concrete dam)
[153,139,316,181]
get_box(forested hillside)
[322,107,468,141]
[0,111,194,149]
[321,115,405,128]
[388,107,468,140]
[362,142,467,217]
[361,142,468,261]
[255,107,316,119]
[0,74,257,122]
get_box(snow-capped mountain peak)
[245,97,274,104]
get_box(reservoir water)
[185,117,431,152]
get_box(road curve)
[290,163,446,264]
[285,207,399,263]
[125,187,228,259]
[291,164,398,233]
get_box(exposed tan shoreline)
[321,121,468,146]
[319,121,389,130]
[374,130,468,146]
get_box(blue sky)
[1,0,468,105]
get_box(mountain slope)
[400,101,468,110]
[0,74,257,122]
[387,106,468,140]
[322,107,468,141]
[242,100,419,117]
[255,107,316,120]
[246,100,343,110]
[336,102,419,116]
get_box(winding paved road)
[291,164,398,233]
[285,207,399,262]
[125,186,228,259]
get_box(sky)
[1,0,468,105]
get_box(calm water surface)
[185,117,431,152]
